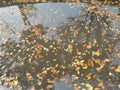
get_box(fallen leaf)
[82,64,88,69]
[107,83,115,87]
[51,67,57,73]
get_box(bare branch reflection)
[0,2,120,90]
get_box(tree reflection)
[18,4,31,27]
[0,3,120,90]
[57,3,120,89]
[18,4,38,29]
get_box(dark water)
[0,3,120,90]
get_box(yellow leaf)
[92,50,101,56]
[72,62,77,68]
[82,64,88,69]
[94,88,100,90]
[60,65,65,69]
[93,38,97,44]
[115,68,120,72]
[25,39,29,43]
[38,81,42,85]
[47,79,54,83]
[26,72,33,81]
[12,80,18,86]
[109,72,114,76]
[94,59,101,64]
[86,83,93,90]
[1,74,6,80]
[73,83,77,87]
[87,73,92,80]
[10,45,14,49]
[68,44,73,49]
[115,65,120,73]
[86,42,92,49]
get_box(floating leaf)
[87,58,94,67]
[68,44,73,49]
[115,68,120,73]
[32,27,41,36]
[87,42,92,49]
[86,83,93,90]
[51,67,57,73]
[92,50,101,56]
[115,65,120,73]
[86,73,92,80]
[26,72,33,81]
[98,82,103,87]
[93,38,97,44]
[38,81,42,85]
[82,64,88,69]
[107,83,115,87]
[93,59,101,64]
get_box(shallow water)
[0,3,120,90]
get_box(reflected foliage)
[0,2,120,90]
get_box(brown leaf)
[107,83,115,87]
[51,67,57,73]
